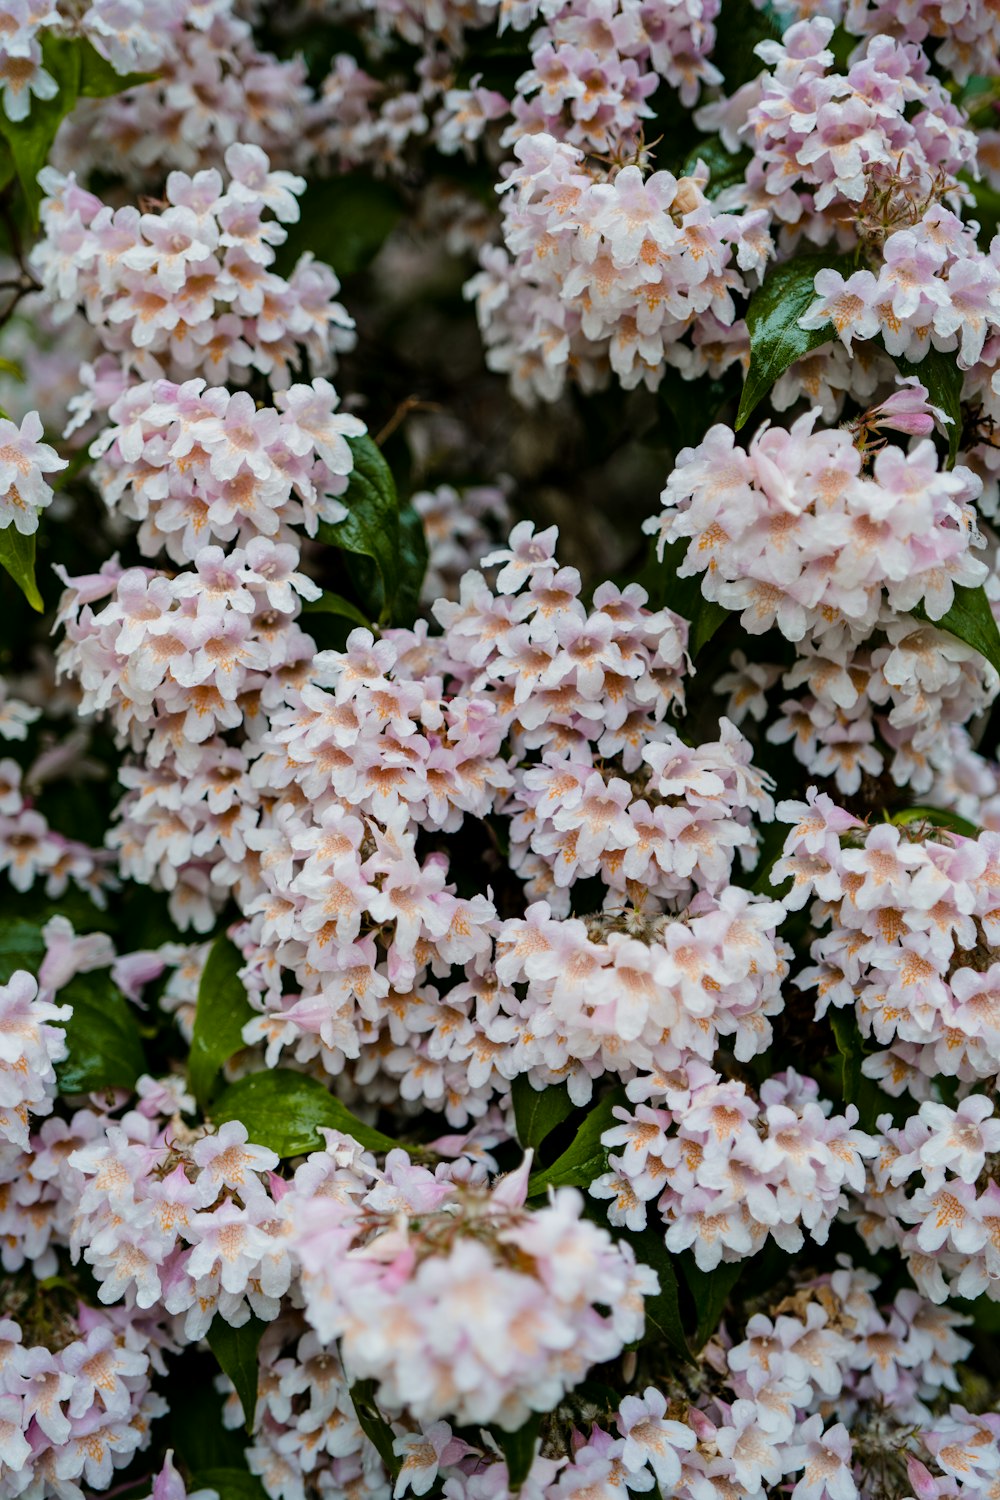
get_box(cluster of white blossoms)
[3,2,1000,1500]
[33,145,354,399]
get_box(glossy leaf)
[647,537,729,660]
[0,525,42,611]
[736,253,853,429]
[207,1314,266,1435]
[55,971,146,1094]
[893,346,964,465]
[891,806,980,838]
[912,583,1000,678]
[211,1068,405,1158]
[829,1007,863,1108]
[394,501,429,628]
[511,1076,575,1152]
[527,1087,627,1195]
[350,1380,401,1478]
[188,935,255,1107]
[0,36,149,224]
[628,1226,692,1362]
[318,435,399,621]
[0,917,45,982]
[680,136,752,200]
[300,590,370,628]
[493,1410,543,1491]
[828,1007,882,1131]
[77,39,155,97]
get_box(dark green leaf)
[680,137,752,200]
[300,590,371,628]
[527,1087,627,1195]
[827,1007,882,1131]
[681,1257,743,1349]
[394,501,428,629]
[190,1472,267,1500]
[892,806,980,838]
[189,936,254,1108]
[493,1410,543,1490]
[76,39,156,97]
[892,346,963,465]
[211,1069,405,1158]
[737,253,854,429]
[56,970,146,1094]
[0,525,42,611]
[912,583,1000,677]
[511,1077,575,1152]
[0,917,45,982]
[649,536,728,660]
[628,1227,692,1362]
[207,1315,266,1436]
[0,35,83,224]
[829,1007,863,1107]
[318,435,399,622]
[350,1380,400,1478]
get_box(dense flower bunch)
[3,2,1000,1499]
[593,1063,874,1264]
[777,792,1000,1099]
[33,146,354,397]
[467,134,772,401]
[288,1138,653,1429]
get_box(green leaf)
[55,970,146,1094]
[647,536,728,659]
[0,36,153,225]
[349,1379,400,1478]
[318,435,399,622]
[681,1257,743,1350]
[628,1226,692,1362]
[527,1087,627,1195]
[0,525,42,610]
[492,1411,543,1489]
[207,1315,266,1436]
[190,1472,267,1500]
[394,501,428,629]
[300,590,371,628]
[829,1007,863,1107]
[76,38,156,97]
[680,137,752,200]
[0,35,81,224]
[736,253,854,430]
[511,1077,575,1152]
[211,1069,406,1158]
[892,346,964,465]
[912,583,1000,678]
[188,936,254,1108]
[827,1007,882,1131]
[891,805,980,838]
[0,917,45,981]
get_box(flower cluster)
[54,0,316,183]
[722,20,976,243]
[648,404,987,646]
[467,133,771,402]
[84,375,364,561]
[593,1064,873,1265]
[860,1094,1000,1303]
[287,1137,655,1430]
[33,145,354,397]
[777,792,1000,1099]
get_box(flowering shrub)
[4,4,1000,1500]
